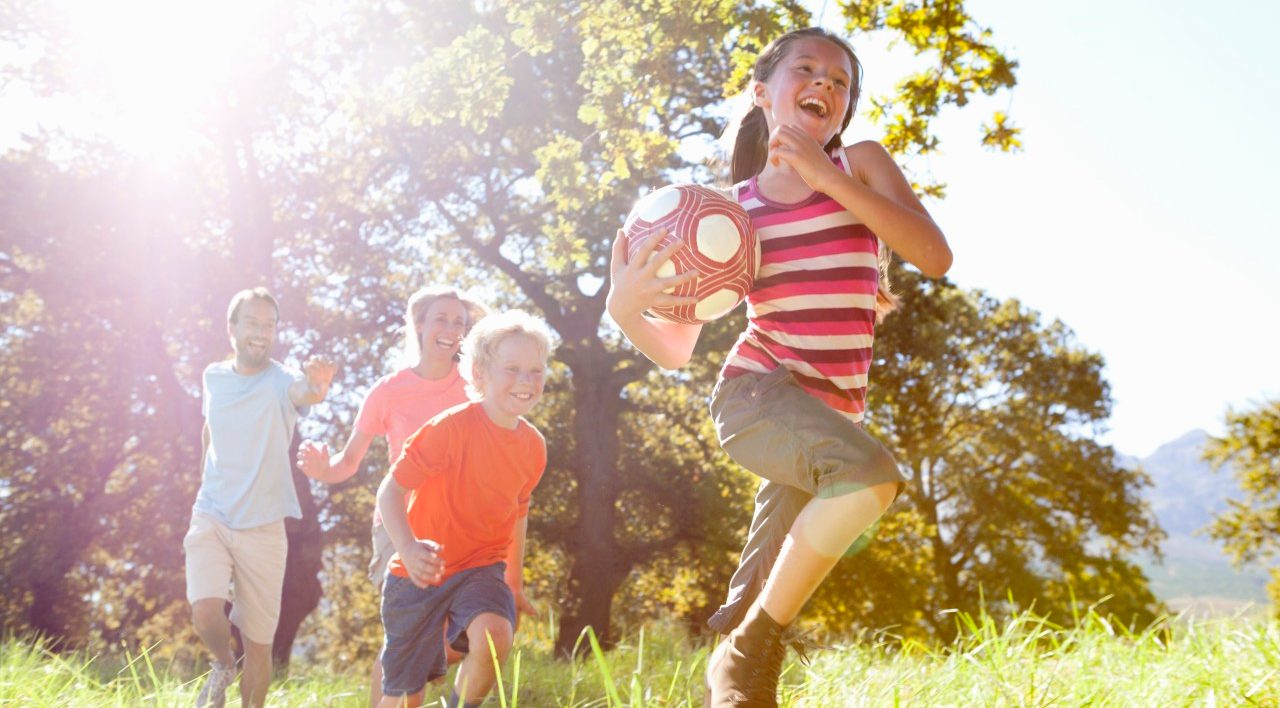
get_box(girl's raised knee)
[869,480,898,513]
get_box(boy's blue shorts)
[379,562,515,697]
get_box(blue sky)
[824,0,1280,456]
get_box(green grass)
[3,609,1277,706]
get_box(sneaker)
[705,604,786,707]
[196,661,236,708]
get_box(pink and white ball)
[622,184,760,324]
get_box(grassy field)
[2,608,1277,706]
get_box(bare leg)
[191,599,235,666]
[452,613,513,705]
[759,482,898,624]
[369,660,382,708]
[705,482,898,707]
[240,638,272,708]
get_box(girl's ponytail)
[730,105,771,184]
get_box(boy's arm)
[376,471,443,588]
[505,515,537,618]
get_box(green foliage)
[314,0,799,652]
[804,267,1164,639]
[843,0,1021,195]
[0,158,213,650]
[1205,399,1280,609]
[0,0,1071,660]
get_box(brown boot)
[705,603,787,707]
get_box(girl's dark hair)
[726,28,900,321]
[729,27,862,184]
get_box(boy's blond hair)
[459,310,554,399]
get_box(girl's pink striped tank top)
[720,147,882,425]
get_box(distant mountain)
[1128,430,1270,611]
[1143,430,1230,539]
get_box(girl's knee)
[869,480,898,513]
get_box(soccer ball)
[622,184,759,324]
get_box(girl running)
[607,27,952,705]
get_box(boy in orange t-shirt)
[375,310,552,708]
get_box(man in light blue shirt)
[185,287,335,708]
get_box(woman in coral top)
[299,285,529,707]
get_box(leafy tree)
[0,0,340,662]
[806,267,1165,638]
[1,0,1031,661]
[309,0,1021,655]
[0,154,212,651]
[1205,400,1280,609]
[841,0,1022,195]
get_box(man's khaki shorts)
[183,512,288,646]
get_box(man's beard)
[236,340,271,368]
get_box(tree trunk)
[222,114,274,288]
[553,353,631,657]
[917,492,963,639]
[25,453,117,650]
[556,542,630,657]
[272,434,325,667]
[27,577,71,651]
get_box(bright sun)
[35,0,274,162]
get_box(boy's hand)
[514,589,539,618]
[401,539,444,588]
[511,589,539,632]
[296,441,330,480]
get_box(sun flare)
[44,0,277,162]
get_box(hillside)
[1130,430,1270,613]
